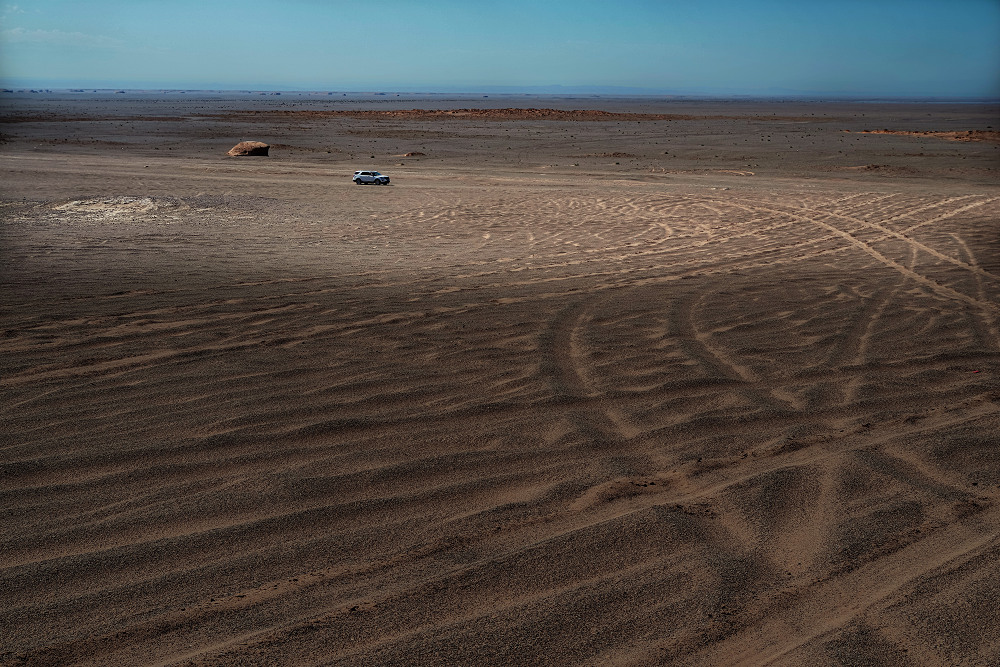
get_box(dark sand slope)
[2,96,1000,666]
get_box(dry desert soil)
[2,92,1000,666]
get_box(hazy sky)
[2,0,999,97]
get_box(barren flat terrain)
[2,93,1000,666]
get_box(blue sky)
[2,0,999,97]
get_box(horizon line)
[3,86,998,104]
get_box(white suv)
[353,170,390,185]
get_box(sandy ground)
[2,92,1000,666]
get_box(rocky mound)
[227,141,269,156]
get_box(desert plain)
[2,92,1000,666]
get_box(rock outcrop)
[227,141,269,156]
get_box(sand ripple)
[3,147,1000,665]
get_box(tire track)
[795,198,1000,280]
[667,288,799,414]
[147,404,998,667]
[808,287,892,409]
[683,505,1000,667]
[706,198,1000,314]
[541,297,628,445]
[952,233,1000,352]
